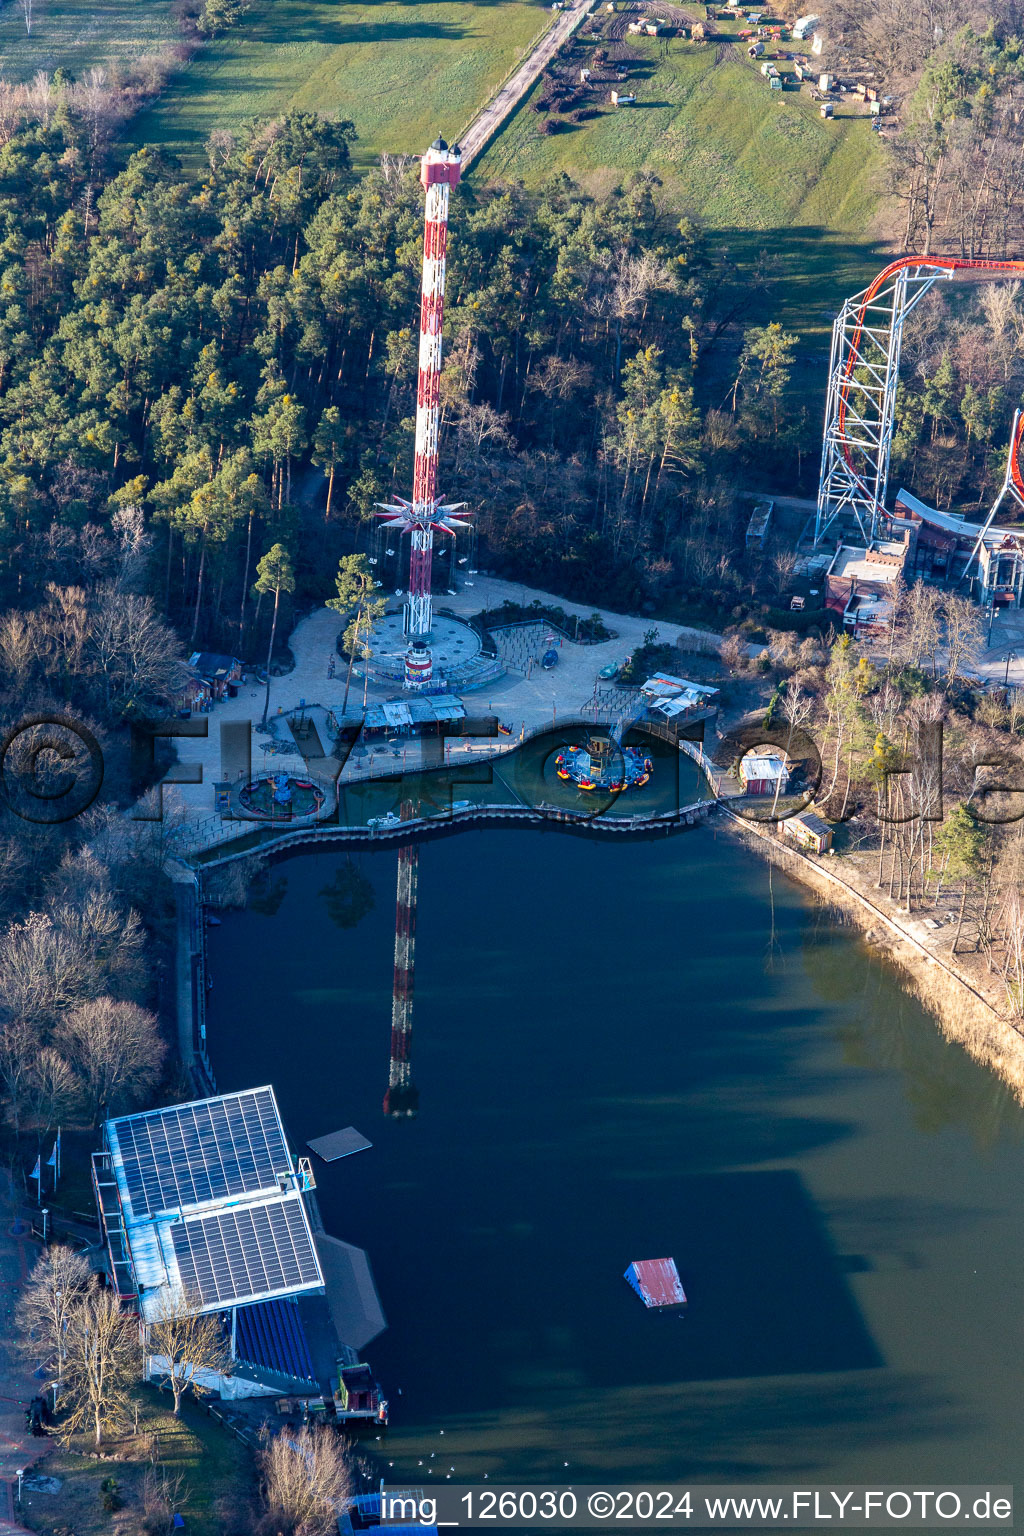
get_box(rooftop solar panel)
[111,1088,291,1219]
[170,1197,322,1308]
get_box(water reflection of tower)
[384,807,420,1118]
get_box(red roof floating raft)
[625,1258,687,1309]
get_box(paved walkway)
[973,607,1024,688]
[0,1183,54,1534]
[161,576,725,848]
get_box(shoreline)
[718,809,1024,1104]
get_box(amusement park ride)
[814,256,1024,554]
[373,162,1024,1113]
[375,138,472,692]
[380,137,470,1118]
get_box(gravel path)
[459,0,595,167]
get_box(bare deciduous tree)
[942,592,985,692]
[0,1021,34,1134]
[27,1044,77,1135]
[16,1244,92,1397]
[59,1284,140,1447]
[146,1291,231,1416]
[139,1467,190,1536]
[259,1424,352,1536]
[55,997,165,1124]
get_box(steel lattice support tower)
[960,409,1024,584]
[384,808,420,1119]
[377,137,471,649]
[814,256,1024,547]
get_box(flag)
[30,1156,40,1181]
[46,1141,57,1168]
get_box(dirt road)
[460,0,596,168]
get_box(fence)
[197,796,717,869]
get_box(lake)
[206,825,1024,1486]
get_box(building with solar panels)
[92,1085,387,1414]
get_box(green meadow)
[478,32,887,344]
[131,0,549,167]
[0,0,177,81]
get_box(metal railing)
[196,797,716,869]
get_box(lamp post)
[16,1468,25,1506]
[1005,650,1017,687]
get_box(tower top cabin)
[421,137,462,190]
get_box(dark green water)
[206,828,1024,1485]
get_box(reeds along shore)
[720,815,1024,1106]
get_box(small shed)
[818,72,832,89]
[745,498,773,548]
[820,100,834,117]
[748,40,765,56]
[781,811,833,855]
[739,752,790,796]
[188,651,243,701]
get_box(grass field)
[478,30,887,347]
[131,0,550,167]
[0,0,178,82]
[21,1387,254,1536]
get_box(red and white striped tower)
[384,805,420,1118]
[377,137,471,687]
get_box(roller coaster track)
[814,256,1024,546]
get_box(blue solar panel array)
[171,1198,321,1307]
[235,1297,318,1385]
[111,1089,290,1217]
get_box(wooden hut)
[780,811,833,854]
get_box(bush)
[762,606,829,634]
[620,641,680,682]
[101,1476,123,1513]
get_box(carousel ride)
[556,730,652,793]
[237,773,326,820]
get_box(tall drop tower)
[384,807,420,1119]
[376,137,472,691]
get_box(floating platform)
[307,1127,373,1162]
[625,1258,687,1308]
